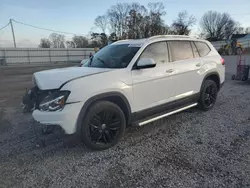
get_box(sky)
[0,0,250,47]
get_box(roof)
[111,35,201,46]
[112,39,147,45]
[231,34,248,39]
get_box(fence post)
[49,49,52,63]
[3,49,6,65]
[67,49,70,64]
[27,49,31,64]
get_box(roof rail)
[148,35,192,40]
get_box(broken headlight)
[39,91,70,112]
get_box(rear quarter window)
[195,42,211,57]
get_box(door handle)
[166,69,174,73]
[196,63,201,67]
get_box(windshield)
[85,44,140,68]
[80,59,89,67]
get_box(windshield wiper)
[96,57,110,68]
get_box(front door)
[131,41,175,112]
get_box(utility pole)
[10,19,16,48]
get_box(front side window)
[139,42,169,64]
[169,41,194,61]
[195,42,211,57]
[87,44,140,68]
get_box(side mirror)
[136,58,156,69]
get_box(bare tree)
[200,11,238,40]
[107,3,130,38]
[66,41,76,48]
[125,3,147,39]
[72,36,89,48]
[148,2,166,15]
[94,15,108,33]
[171,11,196,35]
[147,2,167,36]
[91,33,108,47]
[39,38,51,48]
[49,33,65,48]
[95,2,170,39]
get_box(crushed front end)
[21,85,82,135]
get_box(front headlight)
[39,91,70,112]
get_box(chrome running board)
[138,103,198,126]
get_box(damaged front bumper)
[21,87,83,134]
[32,101,83,134]
[21,86,50,113]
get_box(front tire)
[81,101,126,150]
[198,80,218,111]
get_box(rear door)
[131,41,175,112]
[168,40,202,100]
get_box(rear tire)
[81,101,126,150]
[198,80,218,111]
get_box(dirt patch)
[0,110,12,133]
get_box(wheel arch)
[201,72,221,91]
[76,92,132,134]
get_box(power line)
[230,13,250,16]
[12,19,85,36]
[0,22,10,31]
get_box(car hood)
[33,67,111,90]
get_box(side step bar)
[138,103,198,126]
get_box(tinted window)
[169,41,194,61]
[87,44,140,68]
[195,42,211,57]
[139,42,169,64]
[191,42,199,58]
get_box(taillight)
[220,58,225,66]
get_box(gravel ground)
[0,61,250,188]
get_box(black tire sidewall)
[81,101,126,150]
[242,76,247,81]
[199,80,218,111]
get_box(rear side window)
[169,41,194,61]
[140,42,169,64]
[195,42,211,57]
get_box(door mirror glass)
[137,58,156,69]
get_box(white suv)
[22,35,225,150]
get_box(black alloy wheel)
[89,110,121,144]
[204,84,217,108]
[81,101,126,150]
[199,80,218,110]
